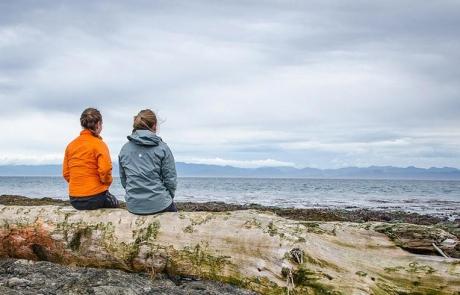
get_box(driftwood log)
[0,205,459,294]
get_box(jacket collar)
[80,129,102,139]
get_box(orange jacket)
[63,129,113,197]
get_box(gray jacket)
[118,129,177,214]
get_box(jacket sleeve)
[62,147,70,183]
[161,144,177,198]
[118,154,127,189]
[96,141,113,185]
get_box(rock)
[92,286,138,295]
[6,277,32,287]
[0,286,23,295]
[0,205,460,294]
[443,238,458,248]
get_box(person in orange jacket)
[63,107,119,210]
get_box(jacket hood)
[127,129,161,146]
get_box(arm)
[161,144,177,198]
[96,141,113,185]
[118,155,127,189]
[62,147,70,183]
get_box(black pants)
[133,201,178,215]
[158,201,178,213]
[70,191,120,210]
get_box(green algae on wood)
[183,225,194,233]
[68,227,92,251]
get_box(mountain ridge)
[0,163,459,180]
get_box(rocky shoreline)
[0,258,256,295]
[1,194,459,238]
[0,194,453,224]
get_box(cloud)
[180,157,295,168]
[0,1,459,168]
[0,154,63,165]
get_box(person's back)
[65,130,112,196]
[63,108,119,210]
[118,109,177,215]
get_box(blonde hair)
[133,109,157,132]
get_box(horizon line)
[0,162,459,171]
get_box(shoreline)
[1,194,459,240]
[1,176,459,221]
[0,194,454,224]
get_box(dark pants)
[70,191,120,210]
[158,201,178,213]
[133,201,178,215]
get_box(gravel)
[0,258,256,295]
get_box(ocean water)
[0,176,459,218]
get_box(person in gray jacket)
[118,109,177,214]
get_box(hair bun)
[80,108,102,133]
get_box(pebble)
[7,277,32,287]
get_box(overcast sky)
[0,1,459,168]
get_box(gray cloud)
[0,1,459,168]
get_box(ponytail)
[133,109,157,132]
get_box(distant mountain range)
[0,163,459,180]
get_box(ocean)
[0,176,459,219]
